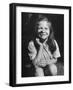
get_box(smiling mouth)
[40,33,47,36]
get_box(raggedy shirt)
[28,39,61,67]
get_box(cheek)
[36,30,41,36]
[37,29,42,34]
[47,29,50,35]
[37,30,40,33]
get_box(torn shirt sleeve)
[53,40,61,58]
[28,41,37,60]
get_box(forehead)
[38,20,51,27]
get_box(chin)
[38,35,48,41]
[42,36,48,39]
[40,37,48,41]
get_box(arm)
[28,39,43,62]
[47,40,60,65]
[33,45,43,64]
[28,41,37,60]
[53,40,61,58]
[33,38,44,64]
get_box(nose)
[41,29,45,33]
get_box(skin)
[37,20,50,41]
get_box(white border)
[16,6,69,84]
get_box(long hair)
[30,14,56,54]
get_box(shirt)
[28,39,61,67]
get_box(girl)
[28,15,61,76]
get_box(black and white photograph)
[22,13,64,77]
[10,3,71,87]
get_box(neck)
[39,37,48,44]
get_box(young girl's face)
[37,20,50,40]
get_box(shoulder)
[54,40,58,45]
[53,39,61,58]
[28,40,34,46]
[53,39,60,51]
[28,40,36,51]
[54,40,59,48]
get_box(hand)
[47,58,57,64]
[36,38,43,46]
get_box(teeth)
[41,33,46,35]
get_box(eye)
[38,27,43,29]
[45,27,48,30]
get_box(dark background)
[21,12,64,77]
